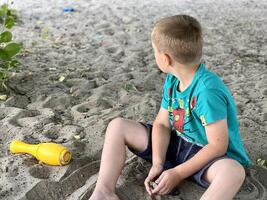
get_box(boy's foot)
[89,190,120,200]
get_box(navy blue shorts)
[127,122,228,188]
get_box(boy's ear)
[163,53,172,67]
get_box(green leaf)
[0,4,8,16]
[3,43,21,57]
[0,31,12,43]
[0,49,10,61]
[5,15,15,29]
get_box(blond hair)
[152,15,203,65]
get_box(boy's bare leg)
[89,118,149,200]
[200,158,246,200]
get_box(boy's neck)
[171,62,200,92]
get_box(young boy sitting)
[89,15,251,200]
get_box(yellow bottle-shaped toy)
[9,140,71,166]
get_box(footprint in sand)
[236,166,267,200]
[22,160,100,200]
[8,108,55,129]
[42,95,72,110]
[8,109,41,128]
[66,78,97,99]
[29,165,50,179]
[105,45,125,60]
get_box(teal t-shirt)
[161,63,251,166]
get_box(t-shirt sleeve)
[195,89,227,126]
[160,75,170,110]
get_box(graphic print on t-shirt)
[173,108,185,133]
[168,93,200,140]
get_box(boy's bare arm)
[174,119,228,179]
[152,108,171,166]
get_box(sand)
[0,0,266,199]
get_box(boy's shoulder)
[196,66,233,103]
[165,73,177,82]
[162,73,178,90]
[163,64,226,92]
[198,66,225,90]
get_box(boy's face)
[152,42,170,73]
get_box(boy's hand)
[151,168,183,195]
[144,164,164,195]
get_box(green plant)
[0,3,22,90]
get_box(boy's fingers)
[144,179,152,195]
[152,181,165,194]
[160,186,169,195]
[155,173,164,184]
[145,184,151,195]
[144,167,163,195]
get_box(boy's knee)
[234,163,246,184]
[107,117,126,131]
[224,159,246,184]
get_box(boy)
[89,15,251,200]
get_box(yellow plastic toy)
[9,140,72,166]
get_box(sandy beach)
[0,0,266,199]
